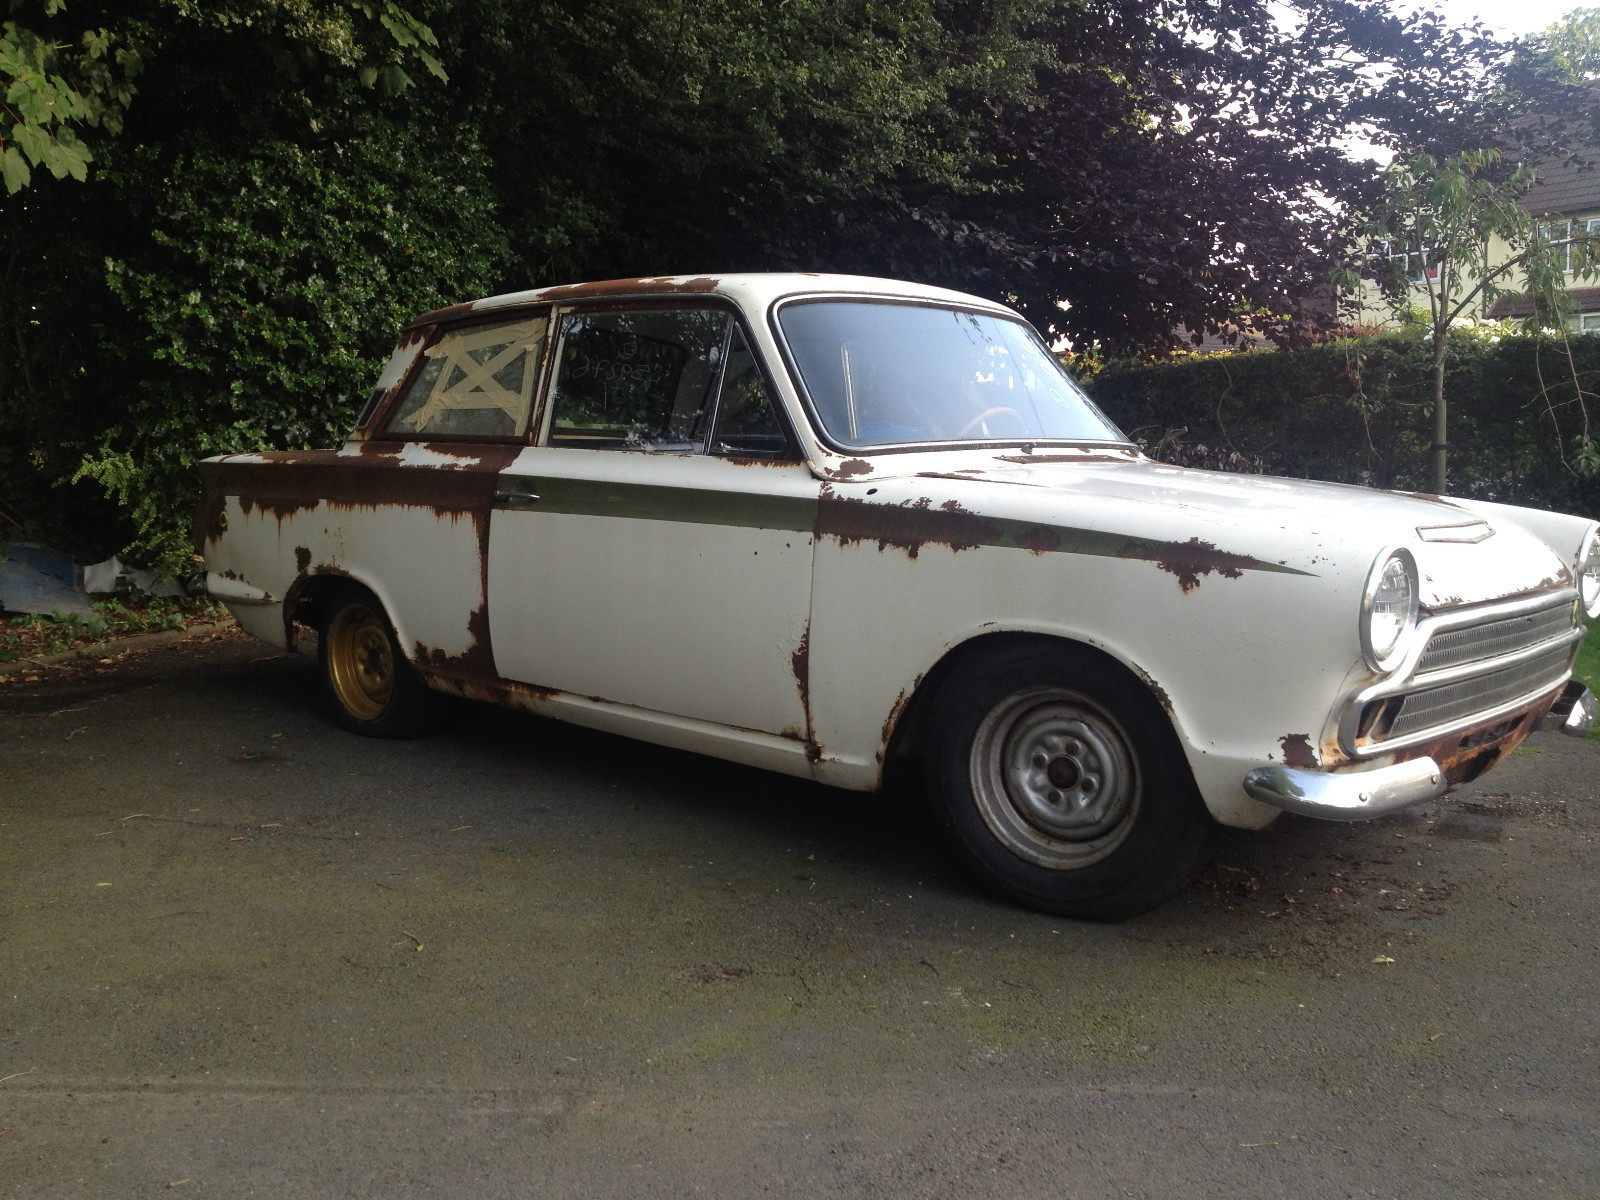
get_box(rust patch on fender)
[1134,667,1174,715]
[1119,536,1254,594]
[878,689,910,764]
[201,441,520,681]
[411,606,497,681]
[239,495,318,525]
[294,546,311,574]
[1279,733,1318,768]
[196,478,229,546]
[1013,525,1061,556]
[816,488,1001,559]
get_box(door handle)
[493,488,541,509]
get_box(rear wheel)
[320,587,442,738]
[927,642,1211,919]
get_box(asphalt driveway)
[2,631,1597,1197]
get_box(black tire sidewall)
[927,641,1211,919]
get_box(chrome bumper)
[1535,681,1596,737]
[1246,682,1595,821]
[1243,757,1448,821]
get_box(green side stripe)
[500,474,1314,578]
[508,474,817,532]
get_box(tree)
[0,1,502,573]
[718,0,1544,355]
[1528,6,1600,81]
[1339,148,1595,493]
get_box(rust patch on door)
[1279,733,1318,768]
[816,488,1001,559]
[833,458,873,478]
[1012,525,1062,556]
[294,546,312,574]
[1119,536,1254,594]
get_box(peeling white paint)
[393,443,481,469]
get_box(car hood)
[819,451,1574,609]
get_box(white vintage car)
[199,274,1600,917]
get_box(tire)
[926,641,1212,920]
[319,586,443,738]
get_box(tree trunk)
[1430,325,1449,494]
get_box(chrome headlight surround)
[1360,547,1420,674]
[1578,523,1600,621]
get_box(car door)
[486,303,818,742]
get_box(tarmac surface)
[2,629,1597,1197]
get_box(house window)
[1576,312,1600,332]
[1370,238,1435,284]
[1538,218,1600,274]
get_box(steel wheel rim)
[327,605,394,722]
[969,686,1141,870]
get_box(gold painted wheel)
[325,602,396,722]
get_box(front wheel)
[319,587,443,738]
[927,642,1211,919]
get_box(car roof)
[405,273,1018,329]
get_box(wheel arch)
[881,630,1185,789]
[283,570,412,660]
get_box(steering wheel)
[955,406,1024,439]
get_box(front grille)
[1415,598,1575,674]
[1387,642,1575,740]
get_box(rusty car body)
[198,274,1600,917]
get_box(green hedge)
[1081,328,1600,519]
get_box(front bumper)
[1244,683,1596,821]
[1242,756,1447,820]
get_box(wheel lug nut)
[1032,754,1048,768]
[1048,790,1062,803]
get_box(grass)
[1576,619,1600,739]
[0,595,227,665]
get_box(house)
[1342,142,1600,331]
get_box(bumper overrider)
[1245,586,1595,820]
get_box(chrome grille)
[1388,643,1575,740]
[1415,598,1575,674]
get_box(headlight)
[1579,524,1600,620]
[1361,547,1419,673]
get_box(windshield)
[776,300,1127,450]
